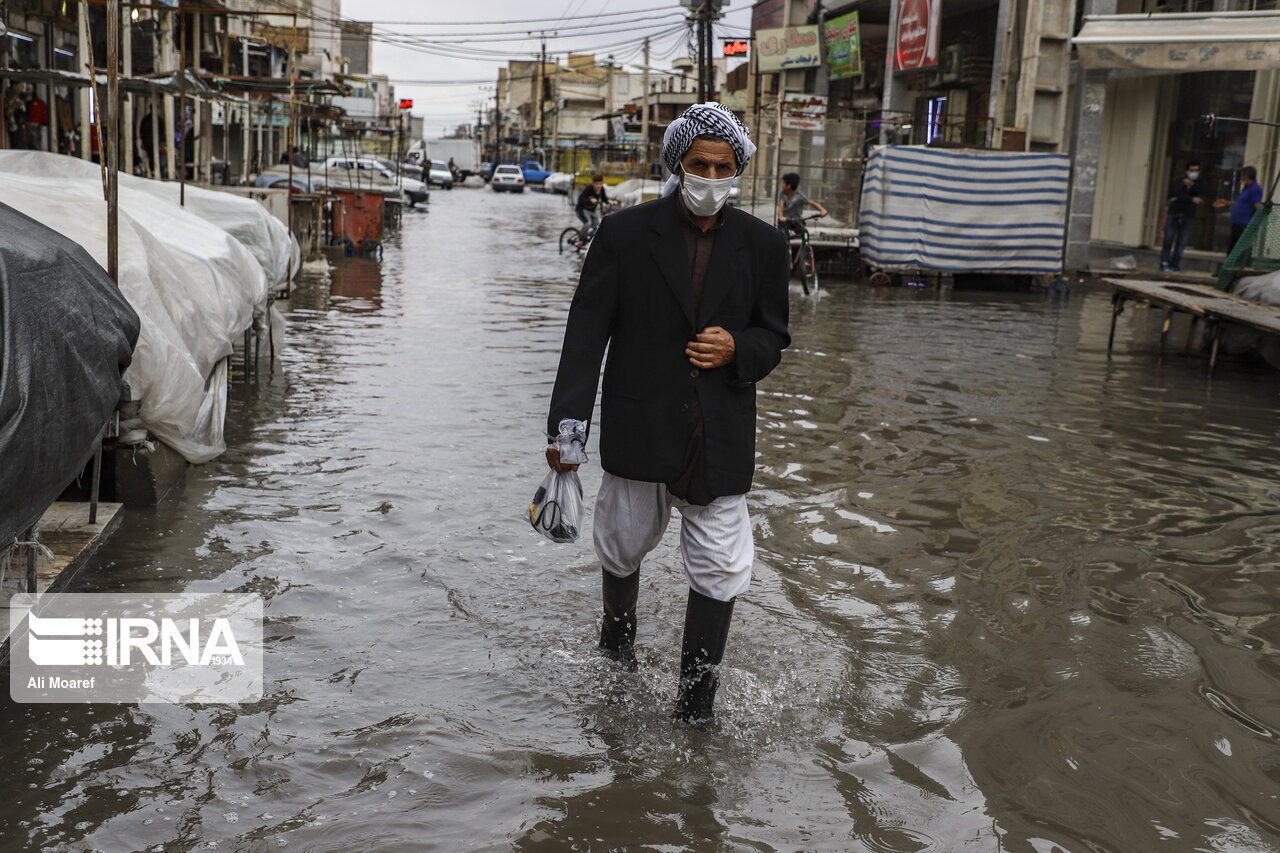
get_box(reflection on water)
[329,256,383,314]
[3,189,1280,852]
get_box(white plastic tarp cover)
[859,146,1069,274]
[0,149,298,291]
[0,151,271,463]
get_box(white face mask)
[680,170,736,216]
[1187,171,1200,180]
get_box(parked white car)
[491,164,526,193]
[321,156,430,206]
[425,160,454,190]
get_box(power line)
[369,13,685,39]
[338,5,678,27]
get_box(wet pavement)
[4,187,1280,852]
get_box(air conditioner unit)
[940,44,964,83]
[928,72,945,89]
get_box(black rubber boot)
[674,588,736,730]
[598,568,639,671]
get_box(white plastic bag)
[529,469,584,543]
[554,418,588,465]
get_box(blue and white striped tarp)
[858,146,1069,274]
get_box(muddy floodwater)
[4,188,1280,852]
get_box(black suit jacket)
[547,193,790,498]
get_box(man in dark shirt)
[1160,160,1205,272]
[545,103,790,729]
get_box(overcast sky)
[347,0,754,137]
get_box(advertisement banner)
[757,26,823,73]
[824,11,863,81]
[782,94,827,131]
[894,0,941,73]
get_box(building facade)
[739,0,1280,271]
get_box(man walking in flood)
[545,102,790,728]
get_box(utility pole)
[693,1,720,102]
[642,37,651,173]
[536,35,546,160]
[494,85,502,162]
[705,2,717,101]
[695,4,707,102]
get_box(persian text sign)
[824,11,864,80]
[757,26,822,73]
[782,94,827,131]
[894,0,941,72]
[10,593,264,703]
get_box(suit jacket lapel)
[650,195,696,329]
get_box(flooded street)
[5,187,1280,852]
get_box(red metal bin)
[331,190,385,245]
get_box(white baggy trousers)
[593,471,754,602]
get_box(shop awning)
[1075,12,1280,71]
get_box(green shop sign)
[824,11,863,81]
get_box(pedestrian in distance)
[776,172,827,232]
[545,102,791,730]
[574,173,609,233]
[1214,165,1264,252]
[1160,160,1205,272]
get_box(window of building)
[925,95,948,144]
[6,31,41,70]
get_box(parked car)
[425,160,454,189]
[491,164,526,193]
[478,162,494,182]
[520,159,552,184]
[253,167,323,193]
[321,156,430,206]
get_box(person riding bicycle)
[776,172,827,234]
[575,174,609,234]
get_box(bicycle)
[784,212,823,294]
[559,200,619,254]
[559,220,597,255]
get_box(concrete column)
[988,0,1013,147]
[1063,0,1116,273]
[881,0,903,144]
[1244,69,1280,198]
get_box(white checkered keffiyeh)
[661,102,756,177]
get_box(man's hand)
[546,444,580,472]
[687,326,736,369]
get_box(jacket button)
[690,368,699,378]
